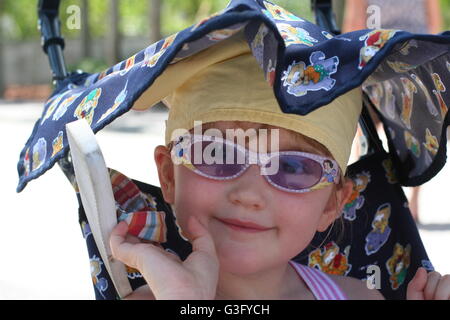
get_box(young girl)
[14,0,450,301]
[108,40,450,300]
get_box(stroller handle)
[311,0,341,35]
[38,0,68,84]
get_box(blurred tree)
[106,0,120,64]
[149,0,162,43]
[81,0,91,57]
[441,0,450,30]
[2,0,40,40]
[0,0,4,97]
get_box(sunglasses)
[169,133,340,193]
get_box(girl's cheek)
[173,166,223,237]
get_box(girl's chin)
[216,247,271,274]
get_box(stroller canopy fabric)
[16,0,450,192]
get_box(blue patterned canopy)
[16,0,450,192]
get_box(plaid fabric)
[110,169,167,243]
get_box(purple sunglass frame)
[170,133,340,193]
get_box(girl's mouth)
[216,218,273,233]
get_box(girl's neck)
[214,261,308,300]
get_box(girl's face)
[155,121,352,275]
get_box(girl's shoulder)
[327,273,385,300]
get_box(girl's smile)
[216,217,275,232]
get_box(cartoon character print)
[387,60,417,73]
[398,39,418,55]
[431,73,448,119]
[81,221,92,239]
[206,28,241,41]
[251,23,269,69]
[171,133,193,167]
[23,148,31,177]
[53,92,82,121]
[97,80,128,124]
[322,31,334,39]
[382,81,396,119]
[366,82,384,110]
[382,158,398,184]
[423,128,439,156]
[126,265,143,280]
[365,203,392,255]
[262,1,304,21]
[308,242,352,276]
[358,29,398,69]
[90,255,109,299]
[410,73,439,117]
[41,93,66,124]
[141,43,158,67]
[32,138,47,171]
[51,131,64,157]
[343,171,370,221]
[386,243,411,290]
[266,59,276,86]
[119,54,136,76]
[143,33,177,68]
[282,51,339,97]
[421,260,434,272]
[323,160,338,183]
[404,130,421,158]
[74,88,102,125]
[276,23,318,47]
[400,77,417,129]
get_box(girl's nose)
[227,164,267,211]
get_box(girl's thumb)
[407,267,427,300]
[187,216,217,257]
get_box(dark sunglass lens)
[268,155,322,190]
[190,140,244,178]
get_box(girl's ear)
[154,145,175,204]
[317,177,354,232]
[338,177,355,213]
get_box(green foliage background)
[2,0,450,40]
[1,0,449,73]
[0,0,313,40]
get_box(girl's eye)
[279,156,319,176]
[281,159,303,174]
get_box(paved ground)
[1,101,449,299]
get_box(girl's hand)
[407,267,450,300]
[110,216,219,300]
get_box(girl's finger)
[188,216,217,258]
[407,267,427,300]
[109,221,141,268]
[434,275,450,300]
[424,271,442,300]
[163,249,182,263]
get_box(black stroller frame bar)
[38,0,68,84]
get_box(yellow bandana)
[132,32,362,173]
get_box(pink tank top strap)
[289,261,348,300]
